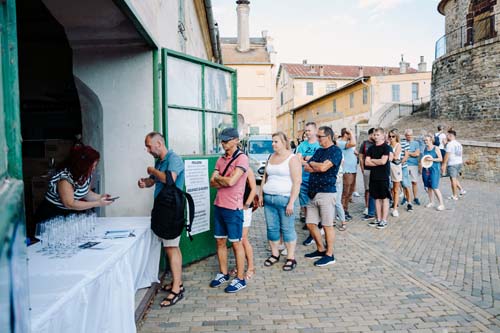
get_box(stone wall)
[430,37,500,120]
[462,140,500,183]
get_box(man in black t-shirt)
[365,128,392,229]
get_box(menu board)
[184,160,210,235]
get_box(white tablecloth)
[28,217,161,333]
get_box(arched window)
[466,0,497,44]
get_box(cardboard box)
[44,139,74,164]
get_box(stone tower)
[431,0,500,120]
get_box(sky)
[212,0,445,69]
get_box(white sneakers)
[391,210,399,217]
[363,208,368,215]
[447,196,458,200]
[425,203,434,208]
[436,205,445,211]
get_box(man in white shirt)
[441,129,464,200]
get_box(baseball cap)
[219,128,239,141]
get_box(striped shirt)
[45,169,91,209]
[400,139,410,168]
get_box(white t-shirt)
[446,140,463,166]
[436,132,446,149]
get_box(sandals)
[161,283,185,293]
[283,259,297,271]
[245,268,256,280]
[160,290,184,307]
[264,254,280,266]
[337,223,347,231]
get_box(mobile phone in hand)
[107,196,120,201]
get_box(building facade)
[291,71,431,140]
[276,61,416,139]
[221,1,276,136]
[432,0,500,120]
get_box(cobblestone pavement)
[139,177,500,332]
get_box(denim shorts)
[401,166,411,188]
[447,164,462,178]
[263,193,297,243]
[214,205,243,242]
[299,182,310,207]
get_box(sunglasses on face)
[316,135,327,138]
[389,135,396,138]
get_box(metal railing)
[435,14,498,58]
[376,96,430,128]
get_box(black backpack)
[151,171,194,241]
[434,134,440,146]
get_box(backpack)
[434,134,440,146]
[151,171,194,241]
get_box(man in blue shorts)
[296,122,321,245]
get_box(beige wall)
[228,64,275,135]
[293,81,371,139]
[370,72,432,120]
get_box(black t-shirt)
[359,140,374,170]
[366,143,391,180]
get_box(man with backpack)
[138,132,185,307]
[209,127,249,293]
[435,125,447,159]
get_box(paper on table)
[103,230,135,239]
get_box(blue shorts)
[401,166,411,189]
[299,182,310,207]
[447,164,462,178]
[214,206,243,242]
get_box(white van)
[242,135,273,181]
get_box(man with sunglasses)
[303,126,343,267]
[209,128,249,293]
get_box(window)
[326,83,337,93]
[349,92,354,108]
[163,50,237,155]
[280,91,284,106]
[306,82,314,96]
[412,83,419,100]
[363,87,368,105]
[392,84,400,102]
[333,99,337,113]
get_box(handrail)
[435,13,498,58]
[377,96,430,127]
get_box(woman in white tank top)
[259,132,302,271]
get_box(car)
[242,135,273,182]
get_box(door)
[0,0,30,332]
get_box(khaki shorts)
[363,169,370,191]
[390,163,402,182]
[306,192,336,227]
[407,165,419,183]
[161,235,180,247]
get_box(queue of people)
[33,123,466,304]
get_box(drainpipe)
[360,77,373,121]
[204,0,222,63]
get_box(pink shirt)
[214,153,249,210]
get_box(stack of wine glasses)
[34,212,98,258]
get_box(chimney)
[319,65,324,76]
[418,56,427,72]
[382,66,389,75]
[358,66,364,77]
[236,0,251,52]
[399,54,409,74]
[302,59,308,65]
